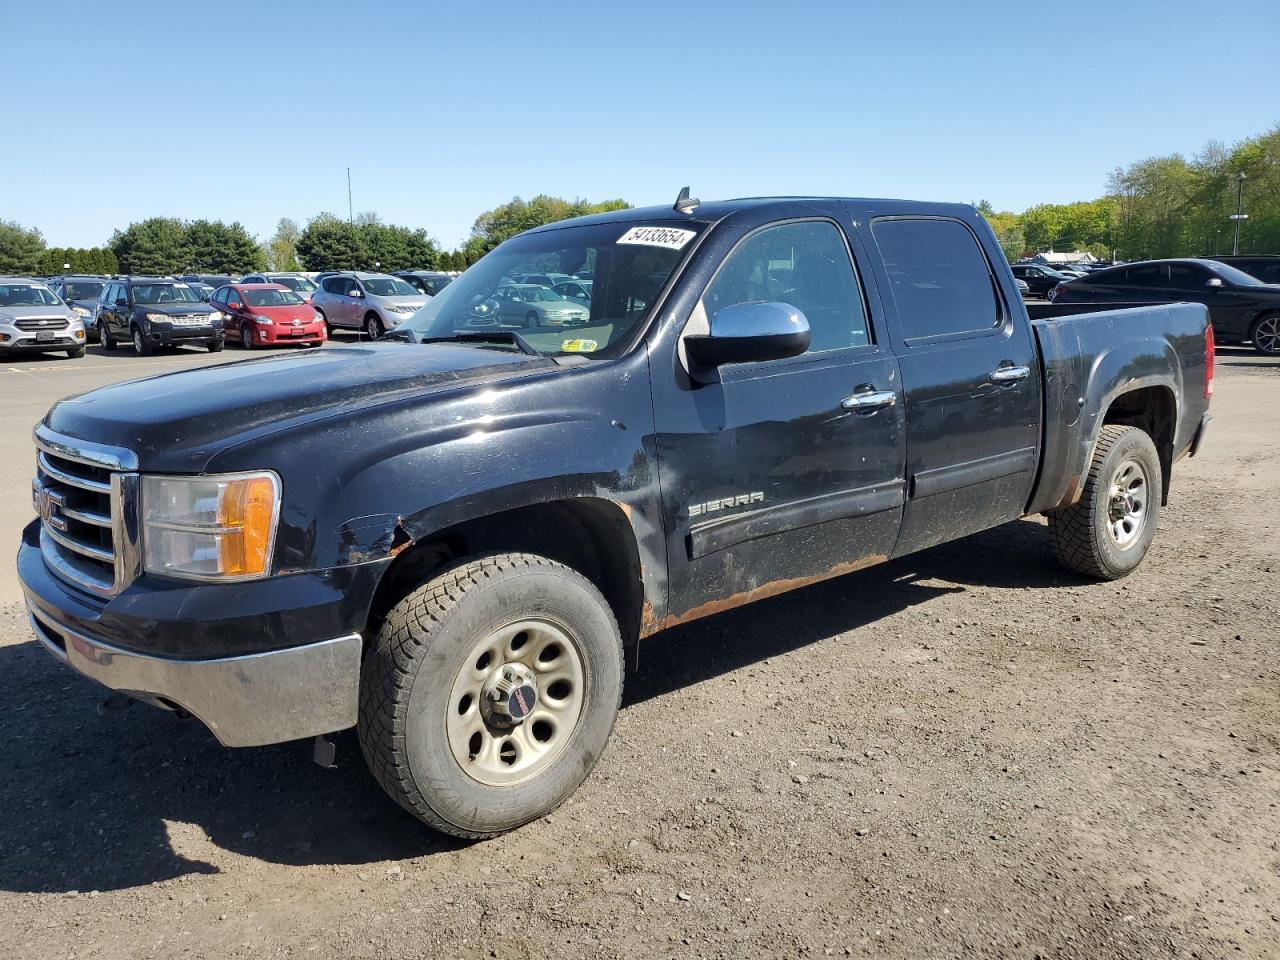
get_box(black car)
[1010,263,1073,298]
[180,273,238,289]
[394,270,454,297]
[1209,255,1280,285]
[1052,258,1280,355]
[45,275,108,342]
[96,277,225,355]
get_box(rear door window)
[1168,263,1212,291]
[871,218,1002,342]
[1125,264,1167,288]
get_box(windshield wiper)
[419,330,541,357]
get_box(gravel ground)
[0,348,1276,959]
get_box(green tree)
[296,213,366,271]
[0,219,46,274]
[185,220,264,274]
[110,218,189,274]
[467,195,631,260]
[268,217,302,271]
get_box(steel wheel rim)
[445,618,586,787]
[1106,457,1148,548]
[1255,317,1280,355]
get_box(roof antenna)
[673,186,699,215]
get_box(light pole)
[1230,172,1247,255]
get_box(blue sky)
[7,0,1278,251]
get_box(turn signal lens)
[216,475,278,577]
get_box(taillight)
[1204,324,1215,399]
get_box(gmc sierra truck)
[19,195,1213,838]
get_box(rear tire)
[1250,314,1280,356]
[1048,424,1161,580]
[358,553,623,838]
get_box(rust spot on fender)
[651,554,889,634]
[639,599,662,638]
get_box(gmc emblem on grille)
[35,485,68,532]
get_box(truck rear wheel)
[358,553,623,838]
[1048,424,1161,580]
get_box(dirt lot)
[0,347,1276,959]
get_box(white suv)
[311,272,425,340]
[0,277,86,359]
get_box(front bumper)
[148,325,222,346]
[0,335,82,353]
[18,519,385,746]
[27,603,360,747]
[256,324,325,344]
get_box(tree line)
[979,124,1279,262]
[2,125,1275,277]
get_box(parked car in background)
[553,279,593,303]
[188,282,216,302]
[310,272,426,339]
[240,272,319,301]
[0,277,86,358]
[45,276,107,341]
[180,274,238,290]
[210,283,326,349]
[1051,258,1280,355]
[96,277,225,355]
[1014,278,1031,298]
[494,283,590,326]
[510,271,577,288]
[395,270,454,297]
[1010,263,1073,298]
[1209,255,1280,285]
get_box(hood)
[0,304,74,321]
[373,295,427,309]
[44,342,556,471]
[246,303,320,321]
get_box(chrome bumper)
[27,603,361,747]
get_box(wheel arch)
[1098,383,1178,503]
[365,496,646,651]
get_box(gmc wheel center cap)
[483,663,538,726]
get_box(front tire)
[359,553,623,838]
[131,326,151,356]
[241,326,255,349]
[100,321,116,351]
[364,313,385,340]
[207,338,224,353]
[1048,424,1162,579]
[66,346,86,359]
[1250,314,1280,356]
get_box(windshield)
[64,281,104,300]
[244,288,304,306]
[0,284,61,307]
[401,219,704,359]
[1209,262,1264,287]
[132,283,202,304]
[275,275,316,292]
[362,277,419,297]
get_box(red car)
[211,283,326,349]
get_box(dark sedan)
[1010,263,1074,298]
[1051,258,1280,355]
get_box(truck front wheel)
[358,553,623,838]
[1048,424,1162,580]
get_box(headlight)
[141,472,280,581]
[251,314,274,325]
[145,312,170,323]
[72,306,91,317]
[313,312,324,322]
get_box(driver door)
[652,214,907,624]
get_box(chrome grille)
[32,427,140,600]
[15,318,70,331]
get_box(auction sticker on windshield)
[562,338,598,353]
[617,226,696,250]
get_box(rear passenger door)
[859,213,1042,557]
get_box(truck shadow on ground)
[0,517,1076,893]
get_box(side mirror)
[229,301,242,311]
[685,301,811,378]
[1205,277,1224,288]
[350,288,364,298]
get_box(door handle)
[989,365,1031,383]
[841,389,897,412]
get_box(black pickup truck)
[19,195,1213,838]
